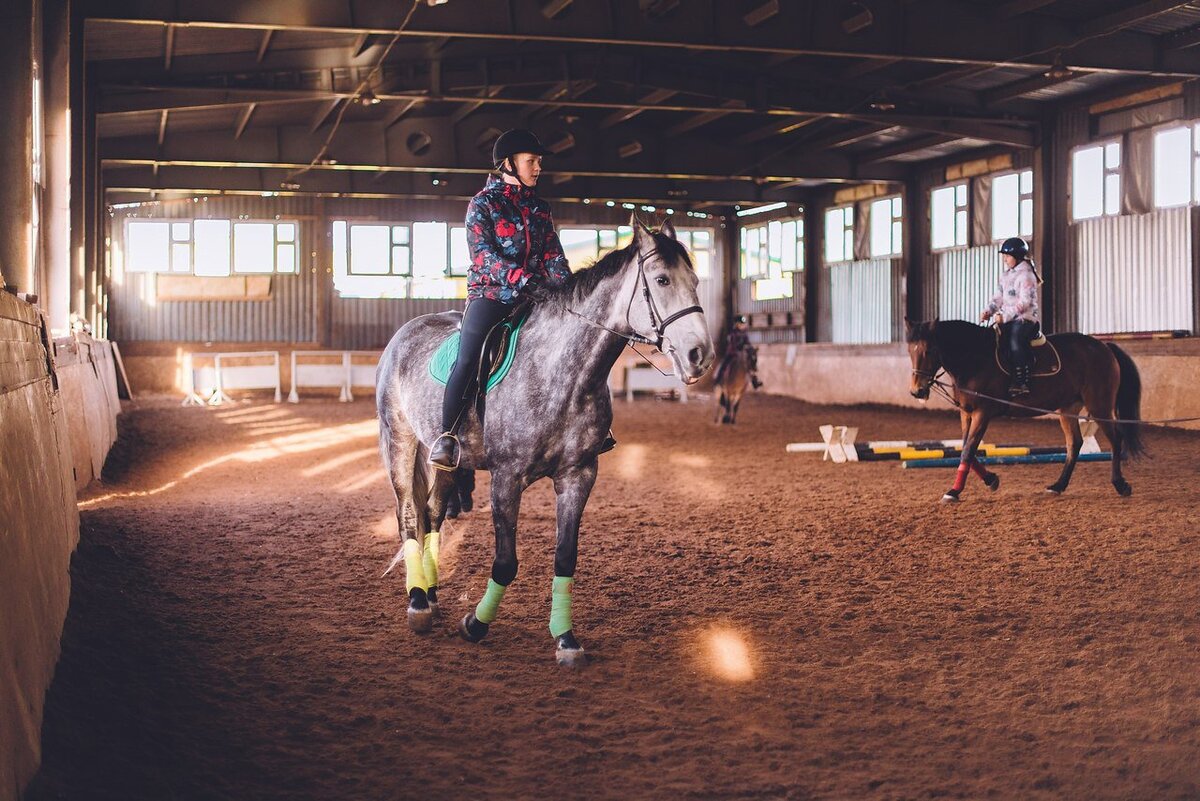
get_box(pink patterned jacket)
[986,260,1040,323]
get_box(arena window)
[992,170,1034,241]
[869,196,903,258]
[823,206,853,263]
[123,219,298,275]
[1071,141,1120,220]
[562,225,711,278]
[1153,124,1193,209]
[743,217,802,300]
[930,183,968,250]
[332,220,465,299]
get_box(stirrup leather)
[430,432,461,472]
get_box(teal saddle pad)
[429,314,528,393]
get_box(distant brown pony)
[905,318,1144,503]
[713,349,751,424]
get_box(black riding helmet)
[998,237,1029,259]
[492,129,547,168]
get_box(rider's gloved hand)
[522,282,552,304]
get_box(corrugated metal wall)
[1075,206,1194,334]
[830,258,894,344]
[937,245,1003,323]
[108,196,319,343]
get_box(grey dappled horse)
[377,218,714,665]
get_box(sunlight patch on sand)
[80,420,377,508]
[303,447,378,478]
[669,452,712,469]
[611,444,646,481]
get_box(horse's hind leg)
[1096,417,1131,496]
[1046,403,1084,495]
[379,414,434,633]
[422,468,457,613]
[460,471,523,643]
[1084,384,1132,496]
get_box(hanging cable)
[286,0,422,185]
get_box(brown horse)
[905,318,1144,502]
[713,349,751,424]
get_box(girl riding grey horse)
[377,215,713,665]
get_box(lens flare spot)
[702,627,755,683]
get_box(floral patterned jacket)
[464,175,570,304]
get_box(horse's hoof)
[940,491,961,504]
[1045,485,1063,495]
[427,587,440,620]
[555,631,586,668]
[1115,481,1133,497]
[407,588,433,633]
[459,613,489,643]
[408,606,433,633]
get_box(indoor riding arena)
[4,2,1200,800]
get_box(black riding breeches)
[441,297,513,433]
[1004,319,1040,372]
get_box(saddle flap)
[993,327,1061,377]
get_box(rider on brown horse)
[713,315,763,389]
[980,237,1042,397]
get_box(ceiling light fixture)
[1044,53,1072,80]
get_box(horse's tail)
[1107,343,1146,459]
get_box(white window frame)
[1071,140,1121,221]
[869,195,903,258]
[345,223,412,277]
[123,218,298,275]
[991,169,1034,241]
[743,216,803,301]
[930,182,969,252]
[1153,122,1195,210]
[823,206,854,264]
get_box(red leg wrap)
[952,462,970,492]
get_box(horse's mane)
[551,231,693,303]
[909,319,994,377]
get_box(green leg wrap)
[549,576,575,638]
[422,531,440,588]
[403,539,428,593]
[474,578,507,624]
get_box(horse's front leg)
[944,410,990,503]
[550,461,598,667]
[459,471,523,643]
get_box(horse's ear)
[632,215,653,250]
[659,217,677,241]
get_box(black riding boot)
[751,373,764,390]
[429,432,460,471]
[1009,365,1031,397]
[599,430,617,454]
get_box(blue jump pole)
[902,452,1113,469]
